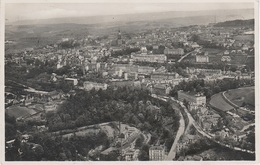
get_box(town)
[5,10,255,161]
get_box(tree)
[135,135,144,148]
[138,150,149,161]
[190,34,200,42]
[183,99,189,109]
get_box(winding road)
[166,105,185,160]
[151,94,185,160]
[152,94,255,157]
[167,95,255,155]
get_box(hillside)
[214,19,254,27]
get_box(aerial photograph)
[4,1,256,161]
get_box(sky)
[5,2,254,23]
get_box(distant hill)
[9,8,254,25]
[214,19,254,27]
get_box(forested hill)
[214,19,254,27]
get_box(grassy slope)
[224,87,255,107]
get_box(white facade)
[83,81,108,91]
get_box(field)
[6,105,37,119]
[224,86,255,108]
[209,93,234,112]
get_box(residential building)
[178,91,206,106]
[149,145,165,161]
[186,67,222,76]
[164,48,184,55]
[44,102,57,112]
[124,149,140,161]
[177,134,198,152]
[47,91,63,100]
[131,54,167,63]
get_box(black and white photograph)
[3,0,258,162]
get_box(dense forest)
[214,19,254,27]
[6,86,180,161]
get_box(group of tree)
[111,47,140,57]
[46,86,179,134]
[214,19,254,28]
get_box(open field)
[209,93,234,112]
[224,86,255,107]
[6,105,37,118]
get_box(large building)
[83,81,108,91]
[186,67,222,76]
[131,54,167,63]
[164,48,184,55]
[149,145,165,161]
[110,64,155,76]
[151,72,179,80]
[177,91,206,106]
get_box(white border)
[0,0,259,164]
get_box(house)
[196,55,209,63]
[47,91,63,100]
[44,102,57,112]
[21,134,31,143]
[6,139,15,148]
[177,134,198,152]
[65,78,78,86]
[216,129,230,138]
[191,42,200,48]
[232,132,247,142]
[151,72,179,80]
[24,95,34,106]
[137,66,156,75]
[186,67,222,76]
[124,149,140,161]
[140,46,148,53]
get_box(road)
[151,94,185,160]
[177,47,202,63]
[241,123,255,132]
[166,105,185,160]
